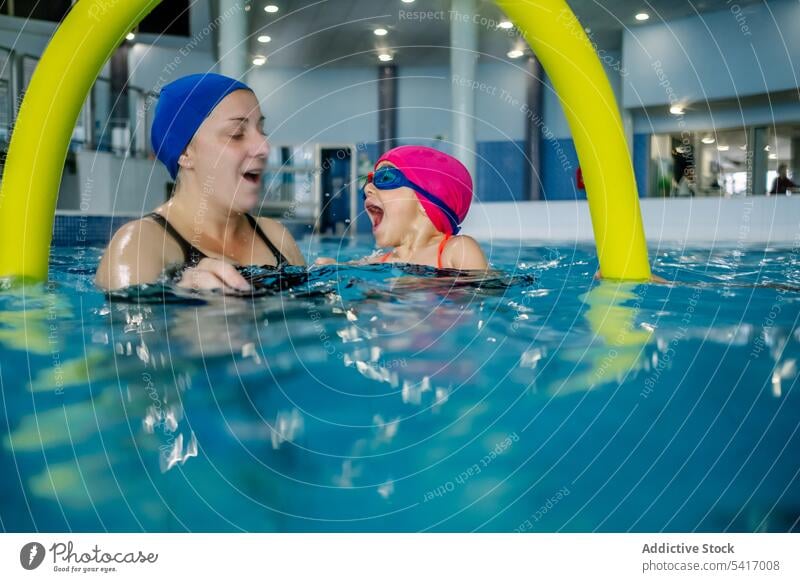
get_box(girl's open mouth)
[365,200,384,230]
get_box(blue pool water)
[1,239,799,532]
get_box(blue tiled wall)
[52,214,133,247]
[476,141,527,203]
[52,214,312,247]
[633,134,650,198]
[540,136,651,200]
[541,138,582,200]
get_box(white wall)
[245,62,530,147]
[398,62,529,144]
[622,0,800,109]
[246,66,379,145]
[76,150,171,215]
[464,196,800,244]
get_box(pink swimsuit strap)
[380,234,452,269]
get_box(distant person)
[674,167,697,197]
[769,164,797,195]
[96,74,304,291]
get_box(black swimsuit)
[147,212,289,270]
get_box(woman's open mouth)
[365,199,384,230]
[242,170,262,185]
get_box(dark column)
[109,43,130,153]
[524,56,544,201]
[378,64,397,152]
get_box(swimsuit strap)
[147,212,207,268]
[379,234,452,268]
[244,213,289,268]
[437,233,452,269]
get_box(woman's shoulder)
[95,216,184,289]
[254,215,306,266]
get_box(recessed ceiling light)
[739,145,748,151]
[702,136,716,145]
[498,21,513,30]
[401,0,415,4]
[264,5,279,13]
[125,32,135,41]
[507,49,524,59]
[257,35,272,43]
[374,28,388,36]
[635,12,650,21]
[252,56,267,66]
[764,145,771,151]
[769,153,778,160]
[378,53,393,62]
[717,145,730,152]
[669,105,685,115]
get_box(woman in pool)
[319,146,488,270]
[96,73,304,291]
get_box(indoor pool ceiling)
[247,0,768,67]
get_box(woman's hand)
[176,258,251,292]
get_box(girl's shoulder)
[441,234,488,270]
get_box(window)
[139,1,190,37]
[647,125,800,197]
[11,0,72,22]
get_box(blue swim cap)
[151,73,251,179]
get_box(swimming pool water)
[1,239,799,532]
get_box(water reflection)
[2,247,799,532]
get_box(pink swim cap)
[376,145,473,235]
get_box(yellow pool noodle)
[0,0,161,281]
[496,0,651,280]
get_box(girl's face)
[181,90,269,213]
[363,162,424,247]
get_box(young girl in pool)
[319,146,488,270]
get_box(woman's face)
[363,162,423,247]
[182,90,269,213]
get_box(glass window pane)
[13,0,72,22]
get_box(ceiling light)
[257,35,272,43]
[717,145,730,152]
[635,13,650,22]
[264,5,279,13]
[702,136,716,145]
[125,32,136,41]
[378,53,393,62]
[769,153,778,160]
[764,145,771,151]
[507,49,524,59]
[498,21,513,30]
[669,105,685,115]
[252,56,267,66]
[739,145,748,151]
[374,28,388,36]
[401,0,415,3]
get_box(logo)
[20,542,46,570]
